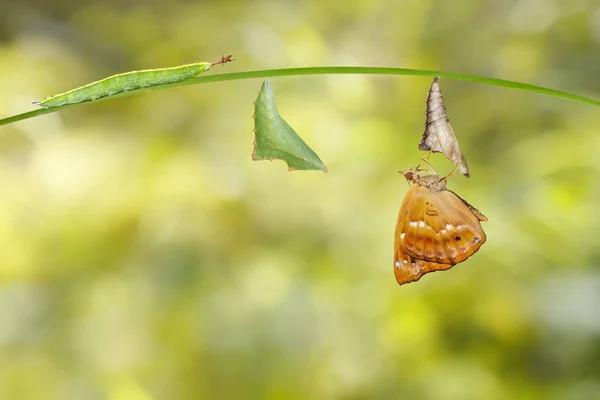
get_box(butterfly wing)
[397,186,486,266]
[394,185,454,284]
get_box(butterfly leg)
[418,157,438,175]
[440,166,458,182]
[417,137,440,168]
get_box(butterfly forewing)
[399,186,439,261]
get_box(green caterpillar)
[34,55,234,108]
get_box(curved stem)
[1,66,598,127]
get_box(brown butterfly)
[419,77,470,177]
[394,167,487,285]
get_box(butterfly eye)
[455,236,461,242]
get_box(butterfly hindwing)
[394,237,454,285]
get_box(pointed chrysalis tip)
[32,101,41,105]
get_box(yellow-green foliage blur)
[1,1,599,399]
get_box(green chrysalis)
[252,80,328,172]
[34,55,234,108]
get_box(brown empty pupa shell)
[419,77,470,177]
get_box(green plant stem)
[2,66,598,127]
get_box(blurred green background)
[1,0,600,399]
